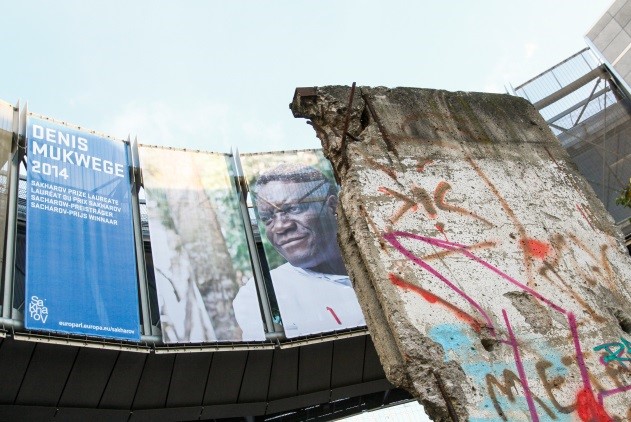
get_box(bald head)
[255,164,337,197]
[253,163,345,274]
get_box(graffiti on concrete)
[291,85,631,421]
[365,156,631,421]
[594,338,631,366]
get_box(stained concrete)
[291,86,631,421]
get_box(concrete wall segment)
[593,17,624,62]
[603,30,631,63]
[610,0,629,18]
[291,85,631,421]
[587,12,613,44]
[614,0,631,29]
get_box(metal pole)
[233,150,280,337]
[2,102,23,319]
[129,136,152,336]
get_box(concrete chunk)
[291,86,631,421]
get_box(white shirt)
[233,263,366,340]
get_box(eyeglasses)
[258,198,329,225]
[255,180,328,226]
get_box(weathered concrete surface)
[291,86,631,421]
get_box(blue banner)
[25,117,140,341]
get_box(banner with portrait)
[139,146,254,343]
[238,150,366,339]
[25,117,140,340]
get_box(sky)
[0,3,615,420]
[1,0,613,153]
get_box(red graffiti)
[378,185,437,223]
[576,204,596,232]
[521,238,551,260]
[326,307,342,325]
[389,273,483,333]
[417,158,434,172]
[384,231,614,421]
[433,181,493,227]
[357,149,399,181]
[466,157,535,286]
[435,222,448,241]
[543,145,561,167]
[576,388,612,422]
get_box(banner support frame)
[233,150,281,338]
[2,103,24,319]
[129,136,152,336]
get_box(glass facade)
[514,48,631,234]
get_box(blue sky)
[2,0,612,152]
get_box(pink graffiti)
[568,312,599,418]
[503,309,539,422]
[382,230,612,421]
[383,232,496,335]
[598,384,631,405]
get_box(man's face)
[255,179,338,270]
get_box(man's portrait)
[234,151,366,339]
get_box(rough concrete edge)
[337,176,462,422]
[336,205,409,384]
[291,85,468,421]
[292,85,414,385]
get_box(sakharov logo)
[29,296,48,323]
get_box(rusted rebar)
[340,82,357,151]
[433,371,460,422]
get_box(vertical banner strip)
[139,146,254,343]
[25,117,140,340]
[233,150,277,337]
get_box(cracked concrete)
[291,86,631,421]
